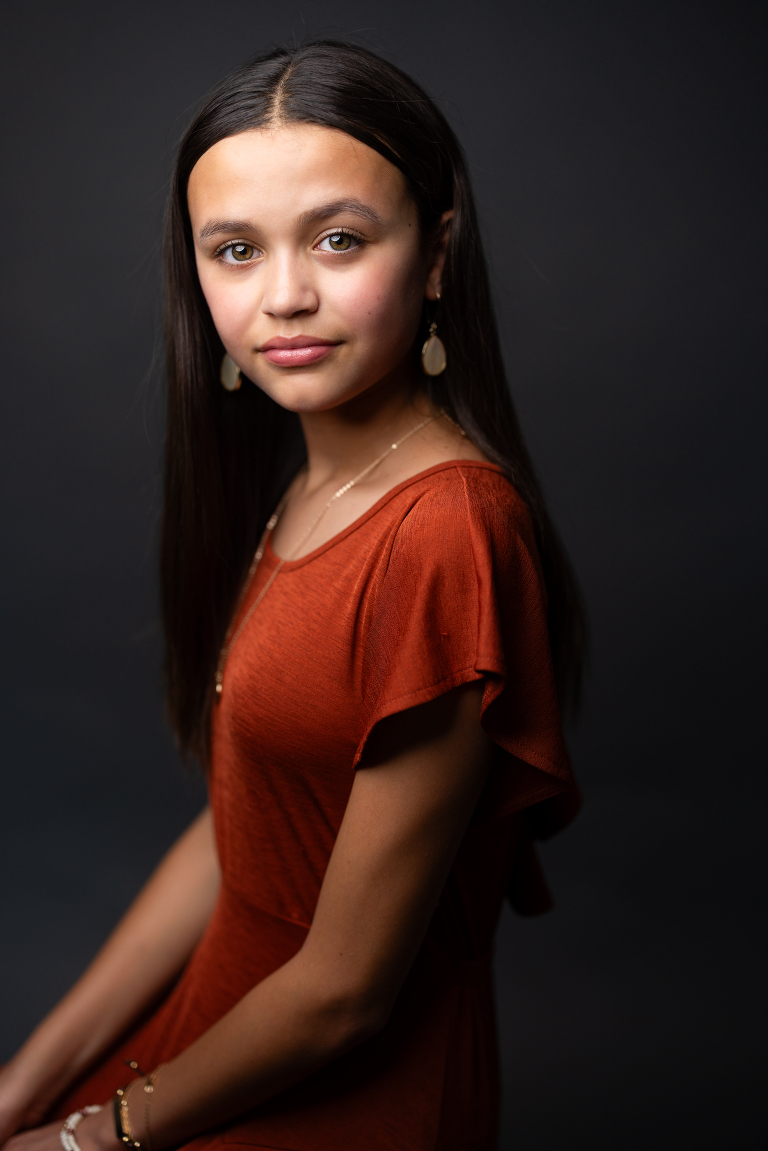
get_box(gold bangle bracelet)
[143,1064,166,1151]
[114,1081,141,1149]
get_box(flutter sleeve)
[354,466,577,824]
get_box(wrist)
[77,1107,122,1151]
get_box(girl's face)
[188,123,444,413]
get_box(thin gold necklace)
[214,413,436,699]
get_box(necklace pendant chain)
[214,412,443,698]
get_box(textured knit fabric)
[57,461,577,1151]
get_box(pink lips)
[260,335,340,367]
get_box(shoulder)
[387,462,536,558]
[392,461,526,515]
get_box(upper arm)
[299,681,494,1019]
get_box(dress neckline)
[263,459,507,571]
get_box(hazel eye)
[221,242,256,263]
[316,232,358,253]
[231,243,254,261]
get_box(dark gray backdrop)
[1,2,765,1148]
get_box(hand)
[3,1111,119,1151]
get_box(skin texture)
[0,123,494,1151]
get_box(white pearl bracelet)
[60,1105,102,1151]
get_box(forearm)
[2,808,220,1112]
[125,948,381,1148]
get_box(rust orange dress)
[58,461,578,1151]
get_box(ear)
[424,209,454,301]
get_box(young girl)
[0,41,583,1151]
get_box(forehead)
[187,122,409,223]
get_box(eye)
[218,242,258,264]
[315,231,360,253]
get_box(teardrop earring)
[220,353,242,392]
[421,293,447,377]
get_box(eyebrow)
[197,199,384,241]
[297,199,384,228]
[198,219,253,240]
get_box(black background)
[1,2,765,1148]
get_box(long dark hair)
[161,40,586,764]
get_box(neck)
[297,372,432,493]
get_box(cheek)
[195,262,254,346]
[332,254,423,345]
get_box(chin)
[251,369,378,415]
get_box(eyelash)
[213,228,365,265]
[315,228,364,253]
[213,241,260,265]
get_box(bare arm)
[0,808,220,1141]
[17,681,493,1151]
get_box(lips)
[259,335,341,367]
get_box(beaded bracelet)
[59,1105,102,1151]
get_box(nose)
[260,250,318,319]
